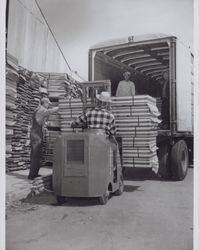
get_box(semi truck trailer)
[88,33,193,180]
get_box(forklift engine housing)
[53,130,121,198]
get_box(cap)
[96,91,112,103]
[40,97,52,105]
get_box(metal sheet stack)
[111,95,161,173]
[6,54,19,172]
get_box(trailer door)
[176,41,193,132]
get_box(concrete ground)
[6,167,193,250]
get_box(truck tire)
[171,140,188,180]
[157,143,171,179]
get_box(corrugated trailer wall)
[7,0,69,74]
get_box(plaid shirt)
[72,108,116,136]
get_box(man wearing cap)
[116,71,135,97]
[28,97,59,180]
[71,91,122,170]
[71,92,116,137]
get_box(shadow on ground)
[22,183,140,207]
[124,167,160,181]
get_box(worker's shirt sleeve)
[131,82,135,96]
[35,107,51,126]
[72,113,87,126]
[116,82,122,97]
[107,114,116,136]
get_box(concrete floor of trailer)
[6,167,193,250]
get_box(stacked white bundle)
[112,95,161,173]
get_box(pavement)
[6,167,193,250]
[6,167,52,204]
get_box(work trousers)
[28,141,43,179]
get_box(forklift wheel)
[115,175,124,196]
[99,191,109,205]
[56,196,65,204]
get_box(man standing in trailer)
[28,97,59,180]
[116,71,136,97]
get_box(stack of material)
[46,73,71,98]
[111,95,161,173]
[6,64,48,171]
[8,69,39,171]
[59,97,85,133]
[6,55,19,172]
[30,175,52,195]
[58,95,160,172]
[39,72,79,166]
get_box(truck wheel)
[99,191,110,205]
[56,196,65,204]
[157,143,171,179]
[171,140,188,180]
[115,175,124,196]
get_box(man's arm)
[48,107,59,115]
[35,106,59,125]
[71,113,87,127]
[131,82,135,96]
[116,82,121,97]
[107,115,117,136]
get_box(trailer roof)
[90,33,175,50]
[90,33,174,82]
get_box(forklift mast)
[78,80,111,112]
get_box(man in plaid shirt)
[71,91,123,173]
[71,92,116,137]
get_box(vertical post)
[6,0,10,52]
[170,38,177,134]
[88,50,92,81]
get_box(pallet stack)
[111,95,161,173]
[6,55,19,172]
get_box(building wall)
[7,0,70,74]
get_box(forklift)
[53,81,124,205]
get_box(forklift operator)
[71,91,116,139]
[71,91,120,168]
